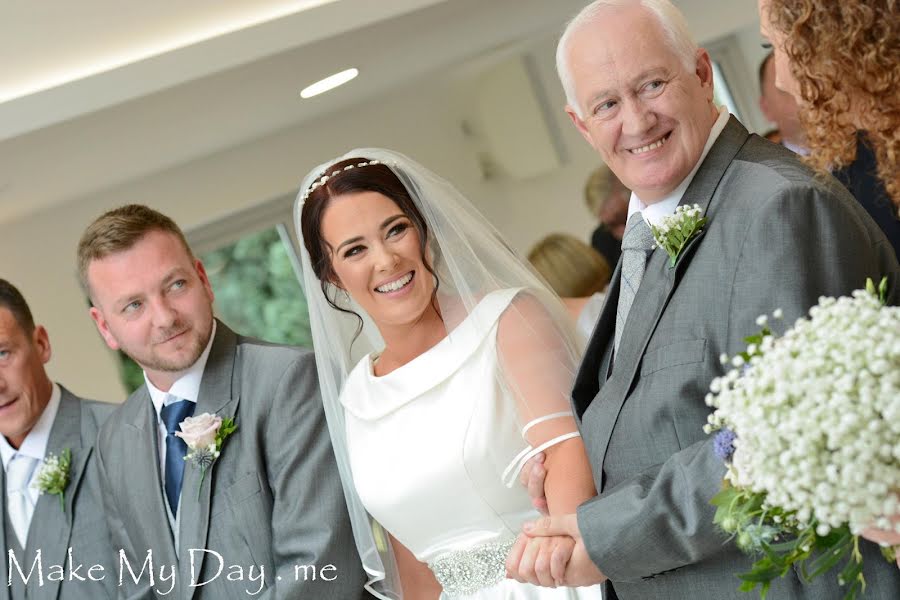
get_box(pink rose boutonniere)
[176,413,237,498]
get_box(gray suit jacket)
[573,117,900,599]
[95,322,367,599]
[0,387,117,600]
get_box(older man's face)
[0,308,52,449]
[565,6,717,203]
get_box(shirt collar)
[0,382,62,469]
[782,139,809,156]
[146,320,216,416]
[628,106,730,227]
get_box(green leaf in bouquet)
[711,484,740,508]
[837,556,864,596]
[739,561,787,583]
[803,528,852,581]
[712,484,752,533]
[738,578,770,597]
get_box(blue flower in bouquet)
[712,428,736,462]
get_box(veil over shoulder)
[293,149,586,599]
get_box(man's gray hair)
[556,0,699,118]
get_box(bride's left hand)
[519,452,549,515]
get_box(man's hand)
[506,533,575,587]
[508,514,607,587]
[519,452,548,515]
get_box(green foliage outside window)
[117,226,312,394]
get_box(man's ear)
[695,48,715,100]
[194,258,215,304]
[89,306,121,351]
[31,325,52,365]
[565,105,600,152]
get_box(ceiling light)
[300,68,358,99]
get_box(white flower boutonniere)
[176,413,237,499]
[650,203,708,267]
[33,448,72,512]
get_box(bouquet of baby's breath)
[704,278,899,599]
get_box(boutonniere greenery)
[33,448,72,512]
[650,203,708,267]
[176,413,237,498]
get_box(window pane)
[201,225,312,347]
[712,60,740,120]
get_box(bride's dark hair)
[300,158,442,331]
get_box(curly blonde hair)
[766,0,899,216]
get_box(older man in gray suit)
[77,205,367,599]
[0,279,116,600]
[508,1,900,598]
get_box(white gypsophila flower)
[708,289,900,535]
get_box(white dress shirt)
[1,382,62,542]
[628,106,730,226]
[144,320,216,537]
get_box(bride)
[294,149,601,599]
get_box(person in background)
[0,279,116,600]
[762,129,782,144]
[759,0,900,260]
[528,233,611,339]
[757,51,806,154]
[585,166,630,267]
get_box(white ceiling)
[0,0,760,226]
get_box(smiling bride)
[293,149,603,599]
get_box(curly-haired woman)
[758,0,900,259]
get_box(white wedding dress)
[340,289,604,599]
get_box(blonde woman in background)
[528,233,611,339]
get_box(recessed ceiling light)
[300,68,358,99]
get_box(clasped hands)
[504,453,607,587]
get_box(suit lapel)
[178,322,240,597]
[24,390,86,599]
[120,387,180,571]
[572,259,621,418]
[585,116,751,474]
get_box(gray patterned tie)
[614,212,655,353]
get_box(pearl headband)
[300,159,397,202]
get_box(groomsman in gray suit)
[77,205,367,599]
[0,279,116,600]
[508,1,900,599]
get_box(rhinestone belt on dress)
[427,538,515,596]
